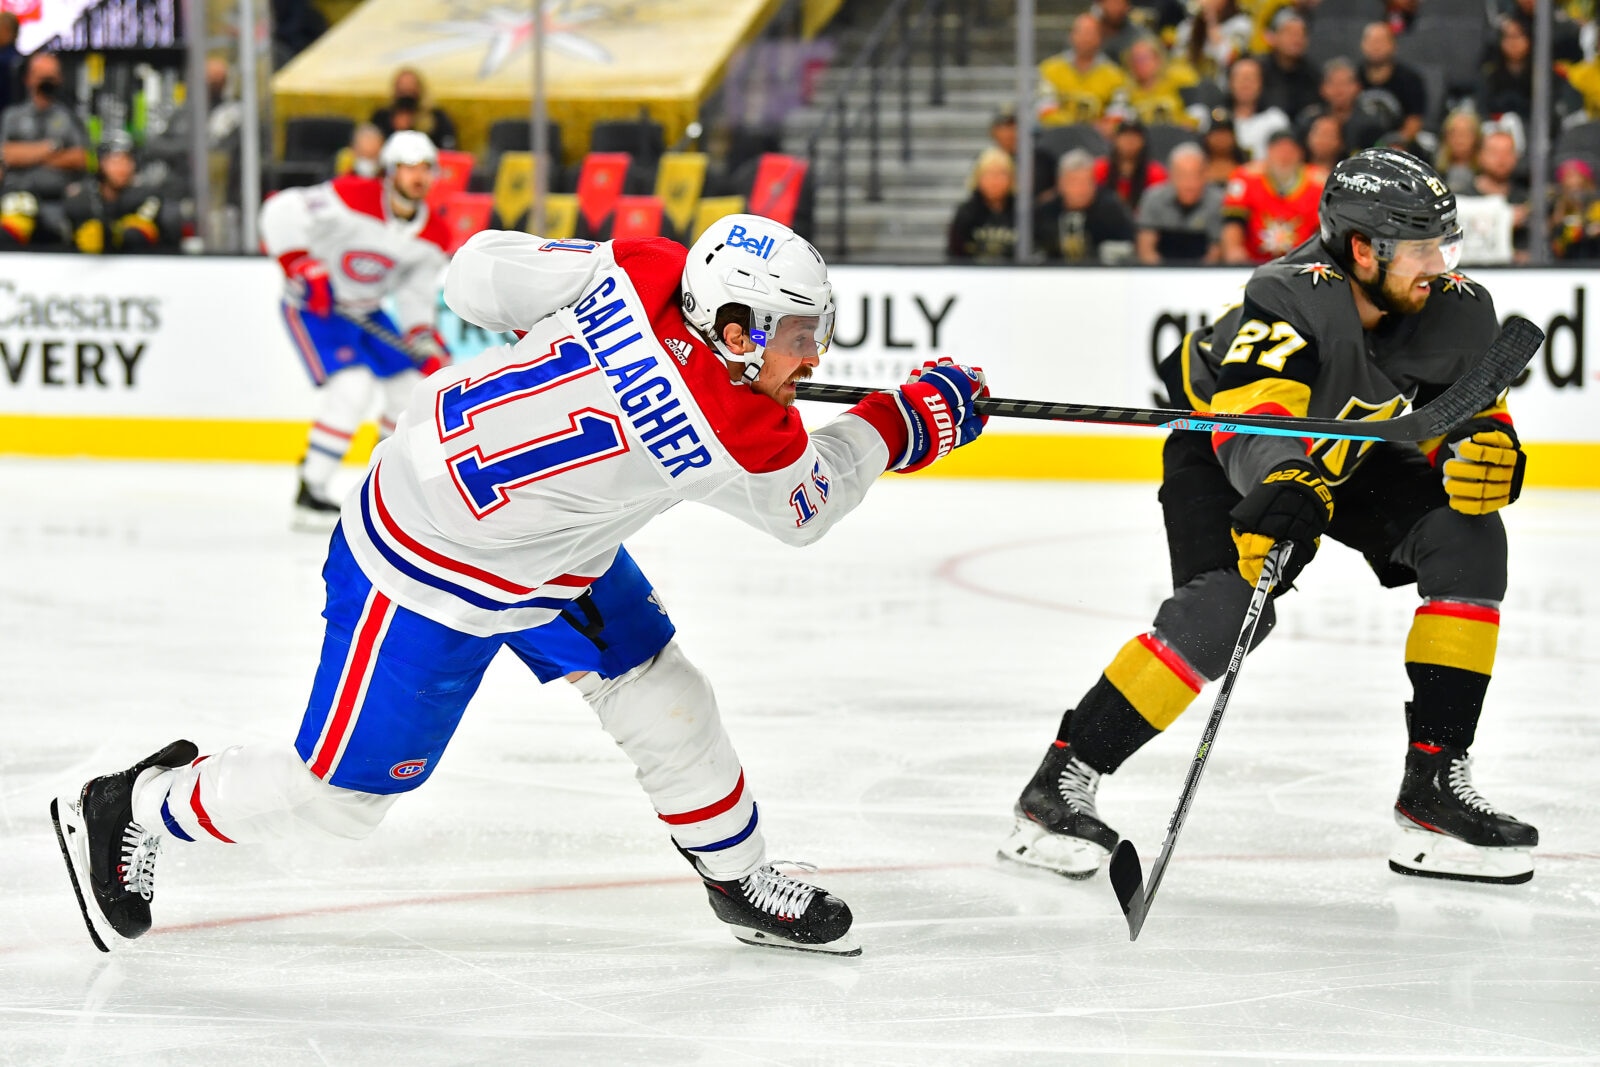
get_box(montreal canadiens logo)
[343,250,396,283]
[390,758,428,780]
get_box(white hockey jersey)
[258,175,451,331]
[338,231,909,637]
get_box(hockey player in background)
[1002,148,1539,886]
[52,215,989,956]
[260,129,453,530]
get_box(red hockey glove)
[889,358,989,473]
[404,325,451,376]
[278,250,332,319]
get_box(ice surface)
[2,459,1597,1065]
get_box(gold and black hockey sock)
[1067,633,1206,773]
[1403,599,1499,750]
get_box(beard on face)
[1381,270,1434,314]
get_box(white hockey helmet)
[681,213,835,382]
[379,129,438,171]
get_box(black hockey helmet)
[1318,147,1462,271]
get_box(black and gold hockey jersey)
[1159,237,1506,492]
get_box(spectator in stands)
[1298,58,1386,155]
[947,147,1018,262]
[1563,52,1600,122]
[1094,0,1152,64]
[61,130,178,254]
[1471,127,1530,259]
[1220,128,1324,263]
[1201,109,1248,188]
[0,52,87,243]
[989,104,1054,200]
[1478,17,1535,126]
[1094,117,1167,212]
[1171,0,1252,84]
[1304,113,1347,170]
[1497,0,1584,64]
[1436,110,1484,193]
[1035,148,1136,263]
[1359,22,1427,143]
[1123,37,1195,128]
[371,68,459,151]
[1549,157,1600,258]
[338,122,385,178]
[1038,14,1127,126]
[1259,10,1321,121]
[1135,142,1223,263]
[0,13,19,114]
[1225,56,1290,160]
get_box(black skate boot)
[292,478,342,533]
[51,740,199,951]
[1000,736,1119,879]
[681,849,859,956]
[1390,741,1538,885]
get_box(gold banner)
[272,0,786,159]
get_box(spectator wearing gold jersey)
[1038,13,1127,126]
[1123,37,1197,128]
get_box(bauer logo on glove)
[888,358,989,473]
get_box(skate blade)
[290,507,341,534]
[49,796,112,953]
[997,817,1109,880]
[1388,826,1533,885]
[729,926,862,957]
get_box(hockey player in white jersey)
[259,129,453,530]
[52,215,989,956]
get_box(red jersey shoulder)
[330,174,386,221]
[417,208,453,254]
[612,237,690,323]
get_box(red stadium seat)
[441,192,493,253]
[611,195,663,238]
[575,152,632,238]
[429,150,476,210]
[746,154,808,228]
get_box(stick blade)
[1108,839,1149,941]
[1411,315,1544,440]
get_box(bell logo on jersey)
[343,250,397,284]
[390,758,428,780]
[725,224,775,259]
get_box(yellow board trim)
[2,417,1599,488]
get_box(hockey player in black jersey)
[1002,148,1538,885]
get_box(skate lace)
[1056,758,1101,817]
[1447,756,1504,816]
[741,861,819,920]
[119,821,162,901]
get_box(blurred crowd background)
[0,0,1593,266]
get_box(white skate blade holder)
[49,795,114,953]
[727,925,862,956]
[999,816,1111,880]
[1389,825,1534,885]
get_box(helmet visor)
[1380,228,1464,274]
[749,306,836,360]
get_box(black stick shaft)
[797,315,1543,444]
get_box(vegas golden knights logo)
[1313,394,1408,483]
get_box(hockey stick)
[795,315,1543,444]
[1108,540,1291,941]
[329,306,434,367]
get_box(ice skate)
[691,856,860,956]
[51,740,199,951]
[292,479,342,533]
[1389,741,1537,885]
[1000,737,1119,879]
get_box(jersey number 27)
[435,337,627,519]
[1220,318,1307,372]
